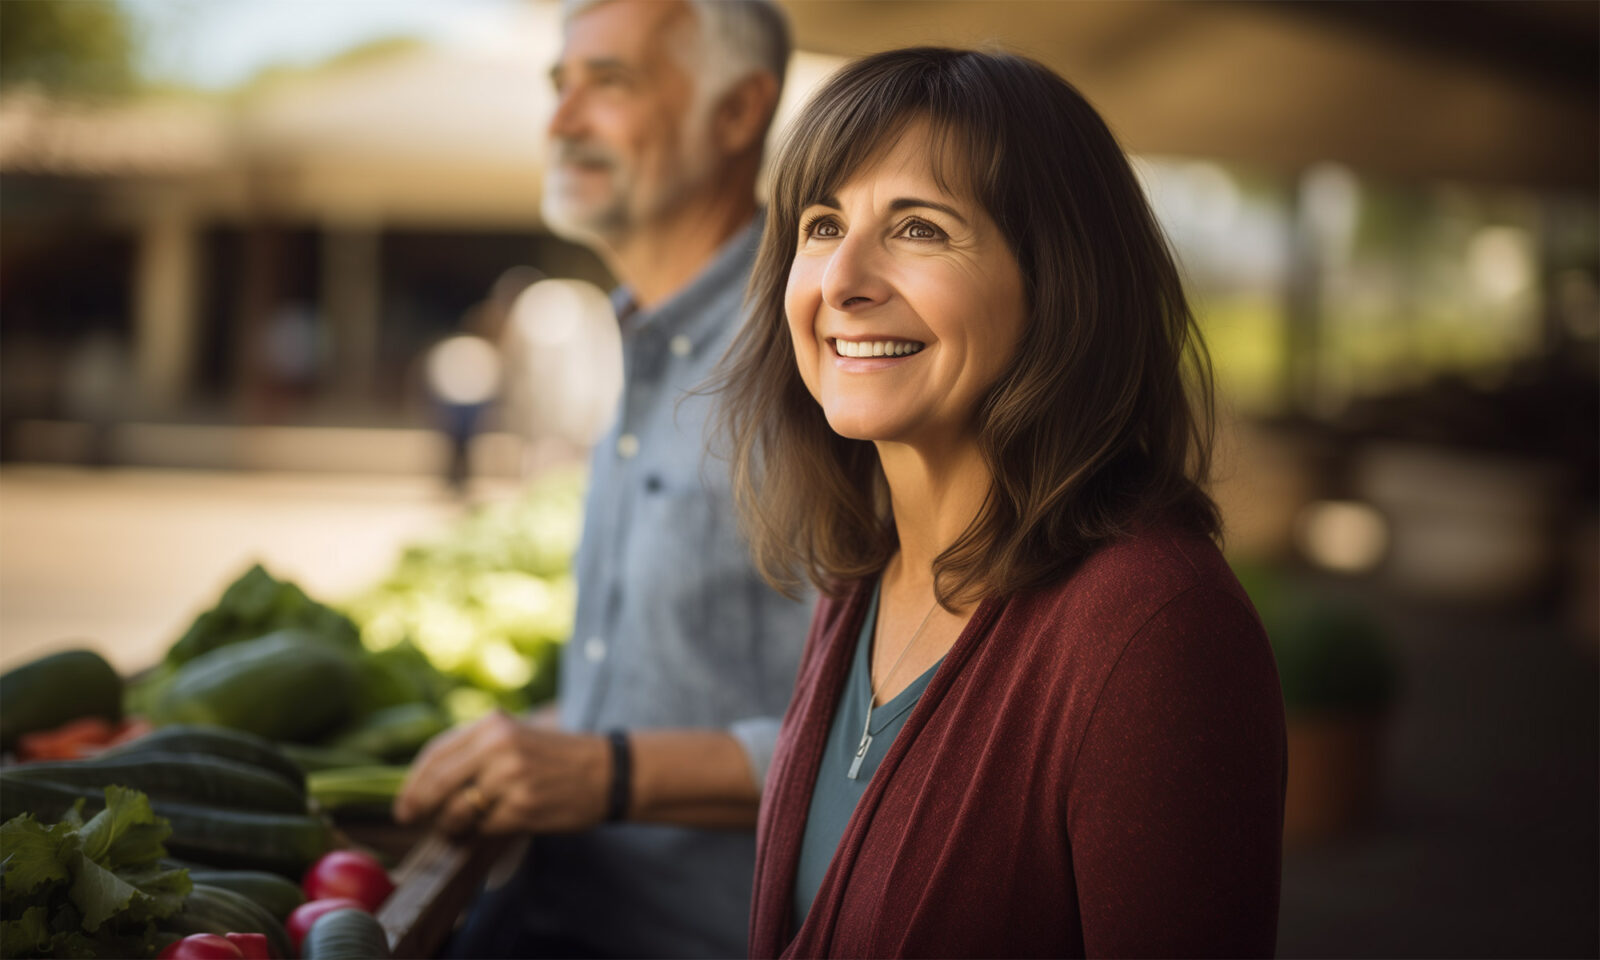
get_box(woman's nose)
[820,233,891,312]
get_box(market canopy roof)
[2,0,1592,215]
[779,0,1598,189]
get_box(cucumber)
[159,802,336,878]
[154,632,359,743]
[185,870,305,921]
[0,778,335,877]
[277,742,383,774]
[3,752,306,814]
[99,724,306,789]
[166,883,294,960]
[302,907,393,960]
[0,648,122,749]
[1,776,106,823]
[328,703,447,761]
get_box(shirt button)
[669,335,692,357]
[616,433,640,459]
[583,636,607,663]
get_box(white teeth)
[834,339,924,358]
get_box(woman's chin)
[821,408,901,443]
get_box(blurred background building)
[1,1,1595,956]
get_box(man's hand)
[392,711,610,836]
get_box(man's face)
[542,0,713,244]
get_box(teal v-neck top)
[792,581,945,930]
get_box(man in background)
[395,1,809,956]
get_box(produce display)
[0,468,584,956]
[0,746,398,957]
[0,728,335,878]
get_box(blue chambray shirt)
[520,212,813,958]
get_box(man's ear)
[713,71,780,157]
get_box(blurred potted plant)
[1234,564,1400,843]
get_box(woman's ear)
[714,71,780,157]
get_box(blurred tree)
[0,0,139,96]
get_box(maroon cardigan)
[749,527,1286,958]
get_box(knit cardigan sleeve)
[1066,584,1286,958]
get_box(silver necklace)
[848,589,939,780]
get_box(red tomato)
[158,933,245,959]
[301,851,395,912]
[17,716,117,761]
[285,898,366,953]
[223,932,271,959]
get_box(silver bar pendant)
[847,732,871,779]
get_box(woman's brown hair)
[715,46,1219,608]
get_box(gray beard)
[540,177,629,247]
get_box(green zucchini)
[0,648,121,749]
[98,724,306,789]
[277,742,383,774]
[3,752,306,814]
[153,631,359,743]
[0,777,335,877]
[302,906,392,960]
[183,870,306,921]
[166,883,294,960]
[328,703,447,761]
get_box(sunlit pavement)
[0,466,519,674]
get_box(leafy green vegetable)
[168,564,361,666]
[342,469,583,716]
[0,787,192,959]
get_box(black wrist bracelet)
[604,729,631,822]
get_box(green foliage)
[0,1,139,96]
[342,470,584,715]
[0,787,191,959]
[1233,562,1400,715]
[168,564,362,667]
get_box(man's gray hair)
[563,0,791,102]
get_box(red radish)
[158,934,245,959]
[223,932,271,959]
[285,898,366,952]
[301,851,395,912]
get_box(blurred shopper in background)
[721,48,1285,957]
[394,1,810,957]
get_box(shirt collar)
[610,209,766,341]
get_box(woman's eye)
[902,219,942,241]
[804,216,841,239]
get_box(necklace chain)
[870,595,939,707]
[848,586,939,780]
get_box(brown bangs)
[714,47,1220,608]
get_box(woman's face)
[786,121,1027,452]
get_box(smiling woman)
[715,47,1285,958]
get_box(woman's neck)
[876,435,992,603]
